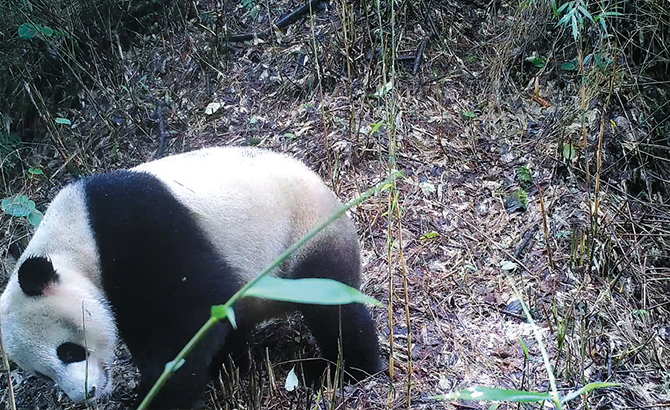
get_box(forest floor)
[1,1,669,409]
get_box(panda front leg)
[128,319,231,409]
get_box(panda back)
[133,147,352,283]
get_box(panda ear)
[18,256,59,297]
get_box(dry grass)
[1,0,669,409]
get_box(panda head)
[0,255,117,402]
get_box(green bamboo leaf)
[558,13,571,26]
[370,121,385,135]
[243,276,381,306]
[436,386,553,403]
[577,5,593,22]
[561,382,619,403]
[556,2,570,14]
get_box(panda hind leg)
[291,234,382,382]
[299,303,382,382]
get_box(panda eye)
[56,342,87,364]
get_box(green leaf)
[436,386,553,403]
[500,260,518,271]
[518,189,528,208]
[243,276,381,306]
[225,306,237,329]
[370,121,385,135]
[17,23,55,39]
[210,305,238,329]
[561,382,618,403]
[2,195,37,217]
[285,367,299,391]
[577,5,593,22]
[563,143,577,161]
[55,117,71,125]
[518,166,532,186]
[525,55,545,68]
[27,210,44,227]
[18,23,37,39]
[28,167,44,176]
[41,26,54,37]
[164,358,185,372]
[518,337,530,359]
[436,383,619,404]
[561,60,578,71]
[421,231,439,240]
[556,1,571,14]
[373,80,393,98]
[558,13,571,26]
[463,111,477,118]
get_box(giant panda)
[0,146,381,409]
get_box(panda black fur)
[0,147,381,409]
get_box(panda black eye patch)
[57,342,87,364]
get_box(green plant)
[17,23,64,40]
[518,166,532,189]
[525,54,546,68]
[241,0,260,19]
[437,382,617,405]
[555,0,622,42]
[1,195,43,227]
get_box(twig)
[513,226,538,260]
[0,324,17,410]
[413,38,429,75]
[154,102,168,159]
[537,184,554,271]
[396,194,412,406]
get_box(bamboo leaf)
[243,276,381,306]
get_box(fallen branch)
[227,0,323,43]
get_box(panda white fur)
[0,147,381,408]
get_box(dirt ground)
[1,0,669,409]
